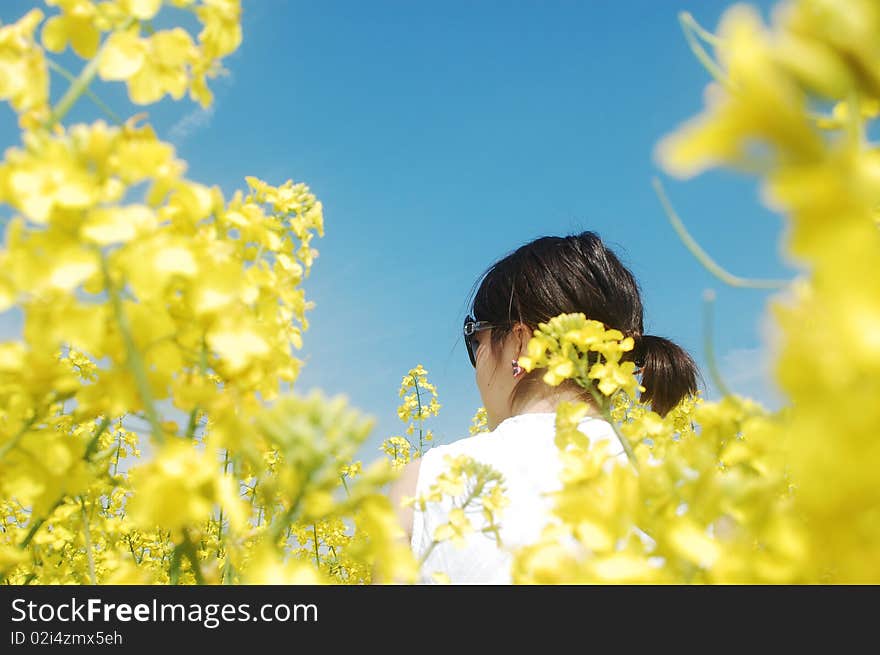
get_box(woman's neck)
[513,391,601,418]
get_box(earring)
[511,358,524,377]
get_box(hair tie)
[631,332,645,371]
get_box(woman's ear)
[513,321,532,354]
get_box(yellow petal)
[151,28,195,67]
[592,553,657,582]
[433,524,454,542]
[68,17,100,59]
[668,519,721,568]
[153,245,198,276]
[0,342,26,372]
[81,205,156,245]
[123,0,163,20]
[0,278,14,313]
[207,321,270,373]
[127,67,165,104]
[98,31,146,80]
[40,15,68,53]
[48,248,98,291]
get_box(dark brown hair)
[467,231,703,417]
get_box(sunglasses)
[463,315,495,367]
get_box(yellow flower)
[129,29,198,104]
[0,9,49,126]
[434,466,466,497]
[380,436,413,470]
[772,0,880,101]
[126,439,247,537]
[206,313,272,375]
[119,0,164,21]
[468,406,488,435]
[562,321,608,350]
[655,4,823,178]
[667,518,722,569]
[339,461,362,478]
[433,507,473,548]
[80,204,157,245]
[430,571,451,584]
[542,355,575,386]
[3,138,96,223]
[481,485,510,514]
[553,400,594,451]
[241,542,326,584]
[393,364,440,450]
[588,359,644,398]
[195,0,242,60]
[41,1,100,58]
[98,28,146,80]
[98,27,198,104]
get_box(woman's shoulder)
[419,412,559,467]
[418,411,619,476]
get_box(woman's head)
[465,230,703,429]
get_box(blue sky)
[0,0,792,464]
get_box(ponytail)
[467,230,705,418]
[633,334,701,416]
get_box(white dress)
[410,411,629,584]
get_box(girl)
[390,230,702,583]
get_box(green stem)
[185,407,200,440]
[0,411,40,463]
[112,427,123,477]
[82,417,112,461]
[185,338,209,441]
[44,18,135,130]
[182,531,205,585]
[46,59,123,126]
[168,544,183,584]
[702,289,734,398]
[411,373,425,455]
[216,449,230,556]
[678,12,732,91]
[80,497,97,584]
[652,178,790,290]
[100,251,165,444]
[585,381,638,470]
[417,540,438,567]
[126,533,141,564]
[248,481,258,508]
[417,477,485,569]
[679,11,722,46]
[312,524,320,569]
[221,556,236,584]
[19,497,65,550]
[268,470,315,543]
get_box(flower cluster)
[468,406,488,436]
[656,0,880,582]
[517,313,645,399]
[0,9,49,129]
[0,1,411,587]
[403,453,509,580]
[514,0,880,583]
[46,0,241,107]
[3,0,879,586]
[381,364,441,465]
